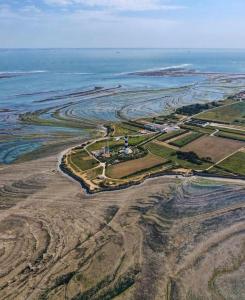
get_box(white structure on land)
[144,123,180,133]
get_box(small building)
[144,123,180,133]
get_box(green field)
[122,162,173,179]
[157,129,187,142]
[215,131,245,142]
[170,132,203,147]
[195,101,245,125]
[145,142,176,157]
[69,149,99,171]
[216,151,245,176]
[105,153,165,179]
[211,127,245,136]
[113,122,140,136]
[181,124,214,134]
[145,142,211,170]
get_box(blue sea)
[1,48,245,163]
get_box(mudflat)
[0,148,244,300]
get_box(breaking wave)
[0,70,48,75]
[117,64,193,76]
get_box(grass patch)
[157,129,187,142]
[122,161,173,179]
[86,166,103,180]
[69,149,99,171]
[195,101,245,125]
[145,142,176,158]
[113,122,140,136]
[181,124,214,134]
[106,153,165,179]
[215,131,245,142]
[210,126,245,136]
[217,151,245,175]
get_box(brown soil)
[183,135,244,162]
[106,153,165,179]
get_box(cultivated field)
[183,135,245,162]
[215,130,245,142]
[106,153,165,179]
[196,101,245,124]
[170,131,203,147]
[146,141,212,170]
[157,129,186,142]
[217,151,245,175]
[68,148,99,171]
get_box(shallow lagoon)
[1,49,245,163]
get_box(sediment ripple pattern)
[0,155,244,299]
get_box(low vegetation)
[110,122,140,136]
[157,129,187,142]
[216,151,245,176]
[215,131,245,142]
[145,142,211,170]
[170,132,203,147]
[176,151,203,165]
[183,135,244,163]
[175,101,220,116]
[106,153,165,179]
[195,101,245,124]
[68,148,99,171]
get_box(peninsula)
[60,92,245,193]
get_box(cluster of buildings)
[91,135,132,159]
[144,123,180,133]
[186,119,210,127]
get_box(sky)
[0,0,245,48]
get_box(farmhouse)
[144,123,180,133]
[187,119,210,127]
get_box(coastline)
[58,143,245,195]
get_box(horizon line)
[1,47,245,50]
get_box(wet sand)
[0,147,244,299]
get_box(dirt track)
[0,150,244,299]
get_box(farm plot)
[106,153,165,179]
[183,135,244,162]
[170,131,203,147]
[216,151,245,176]
[157,129,187,142]
[215,130,245,142]
[68,149,99,171]
[195,101,245,125]
[145,142,212,170]
[113,122,140,136]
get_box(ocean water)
[1,48,245,163]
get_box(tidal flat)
[0,153,244,299]
[0,49,245,299]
